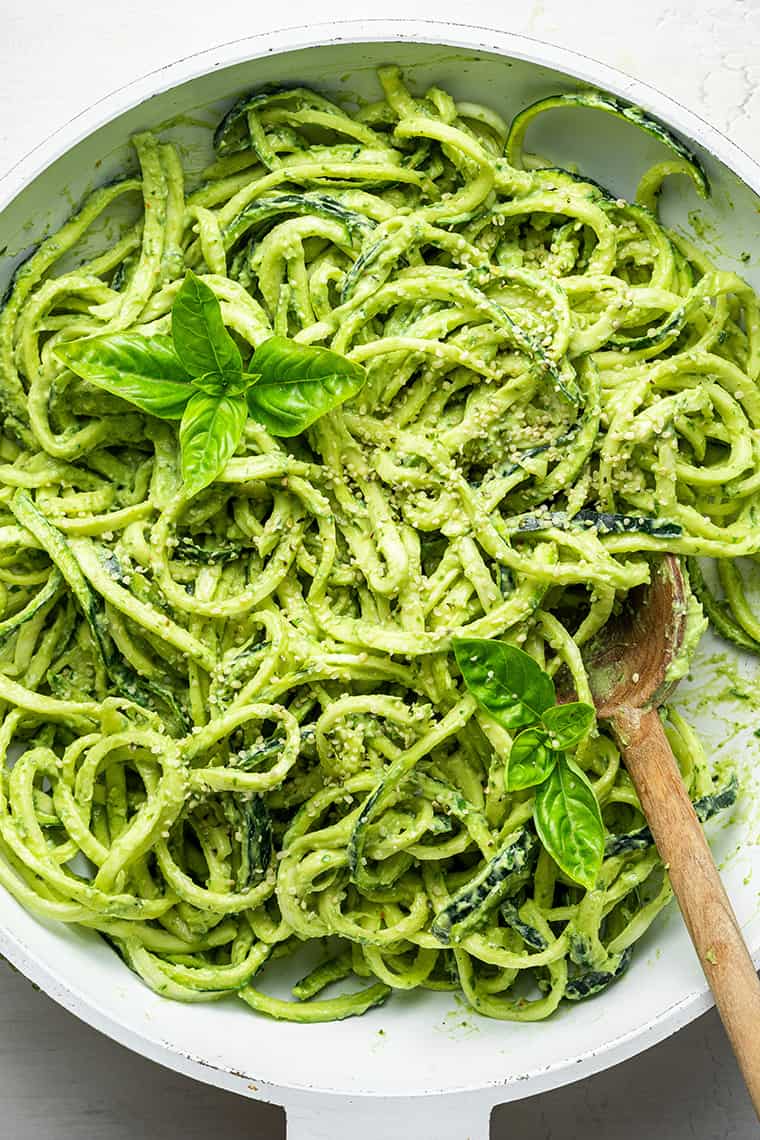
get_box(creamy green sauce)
[0,66,755,1025]
[664,591,709,685]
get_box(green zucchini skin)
[489,440,570,483]
[211,642,272,705]
[101,550,131,585]
[214,87,311,156]
[605,775,738,856]
[603,827,652,857]
[505,90,710,199]
[565,946,633,1000]
[533,166,617,202]
[110,254,137,293]
[349,789,415,891]
[515,509,682,539]
[174,537,247,565]
[235,725,316,771]
[694,775,740,822]
[224,193,373,251]
[431,831,536,945]
[412,772,490,831]
[500,899,547,950]
[10,490,190,732]
[607,296,686,351]
[222,793,273,889]
[498,566,515,598]
[340,231,393,303]
[687,557,760,655]
[0,568,64,648]
[488,363,600,511]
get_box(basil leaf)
[247,336,366,437]
[191,372,228,397]
[507,726,559,790]
[452,638,555,731]
[541,702,596,750]
[534,756,604,890]
[179,391,247,497]
[56,333,192,420]
[172,271,243,383]
[193,371,260,398]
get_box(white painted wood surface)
[1,2,759,1136]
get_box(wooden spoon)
[580,554,760,1115]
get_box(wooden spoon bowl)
[582,554,688,718]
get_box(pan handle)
[285,1093,492,1139]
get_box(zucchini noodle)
[0,68,753,1022]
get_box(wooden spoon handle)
[613,706,760,1116]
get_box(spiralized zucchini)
[0,67,753,1022]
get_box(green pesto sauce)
[664,591,709,685]
[0,63,756,1029]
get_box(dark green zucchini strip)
[605,774,738,856]
[505,91,709,199]
[531,166,617,202]
[509,359,601,510]
[0,568,64,648]
[222,792,273,888]
[693,775,740,822]
[687,557,760,655]
[565,946,633,1000]
[607,271,727,351]
[174,536,247,565]
[211,641,273,705]
[348,771,416,892]
[431,830,536,945]
[603,826,651,857]
[223,193,373,251]
[234,725,316,770]
[488,433,577,484]
[412,772,490,836]
[341,220,487,305]
[340,229,395,303]
[513,509,682,540]
[607,294,688,351]
[419,950,461,991]
[500,899,547,950]
[498,566,515,598]
[214,87,317,157]
[110,254,136,293]
[10,490,189,731]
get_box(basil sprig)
[453,637,603,890]
[56,271,366,497]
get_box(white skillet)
[1,21,760,1139]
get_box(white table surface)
[1,2,759,1137]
